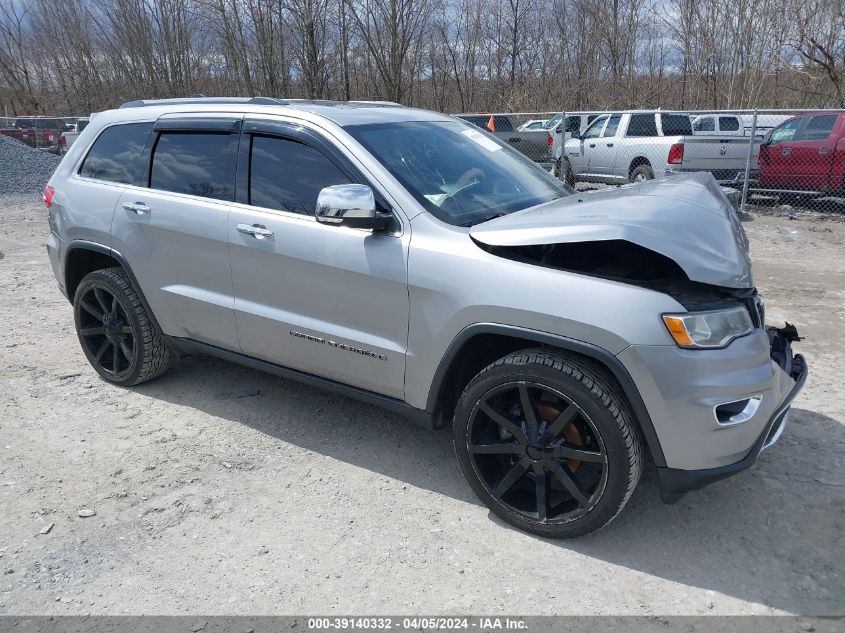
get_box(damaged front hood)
[470,172,753,288]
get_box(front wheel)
[453,350,644,538]
[73,267,172,386]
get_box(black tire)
[73,267,172,386]
[629,164,654,183]
[561,158,576,187]
[453,349,644,538]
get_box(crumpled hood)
[470,172,753,288]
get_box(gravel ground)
[0,196,843,616]
[0,136,62,197]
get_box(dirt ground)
[0,197,843,616]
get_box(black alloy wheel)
[466,381,607,524]
[454,350,643,538]
[77,284,137,379]
[73,267,172,386]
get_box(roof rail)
[350,100,401,106]
[120,96,289,108]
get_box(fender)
[65,240,163,334]
[425,323,667,467]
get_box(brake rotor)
[537,402,583,471]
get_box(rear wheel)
[629,164,654,183]
[73,267,172,386]
[453,350,644,538]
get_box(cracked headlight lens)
[662,306,754,349]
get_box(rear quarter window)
[79,122,153,184]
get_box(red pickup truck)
[0,117,68,154]
[758,111,845,194]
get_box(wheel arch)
[426,323,666,467]
[65,241,162,333]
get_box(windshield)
[347,120,571,226]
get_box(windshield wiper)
[457,211,511,227]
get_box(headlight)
[662,306,754,349]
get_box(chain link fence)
[0,116,86,155]
[454,109,845,215]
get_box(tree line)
[0,0,843,116]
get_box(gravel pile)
[0,133,62,197]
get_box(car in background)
[692,113,791,137]
[560,110,764,187]
[548,112,604,177]
[456,113,550,163]
[517,119,549,131]
[0,116,69,154]
[60,117,90,151]
[758,111,845,194]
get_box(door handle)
[589,143,596,148]
[237,223,274,239]
[819,147,830,155]
[606,143,614,147]
[122,201,150,214]
[781,147,792,156]
[508,137,521,143]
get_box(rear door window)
[626,114,658,137]
[797,115,837,141]
[248,135,350,215]
[150,132,237,200]
[79,122,153,184]
[565,116,581,133]
[660,114,693,135]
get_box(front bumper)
[650,325,807,503]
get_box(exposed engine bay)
[476,238,760,315]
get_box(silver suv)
[45,97,807,538]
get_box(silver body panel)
[46,100,803,477]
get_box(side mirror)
[315,184,390,230]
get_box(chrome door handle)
[237,223,274,239]
[820,147,830,155]
[122,201,150,214]
[781,147,792,156]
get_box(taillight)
[668,143,684,165]
[43,185,55,208]
[547,133,553,149]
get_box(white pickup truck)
[559,111,761,187]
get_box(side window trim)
[235,120,394,217]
